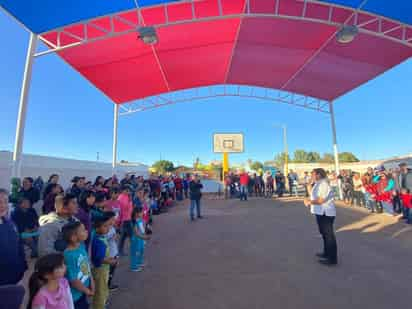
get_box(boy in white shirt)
[105,212,119,291]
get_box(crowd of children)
[0,173,191,309]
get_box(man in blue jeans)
[189,175,203,221]
[239,172,249,201]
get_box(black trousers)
[316,215,338,263]
[108,263,117,286]
[393,194,402,213]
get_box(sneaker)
[131,267,144,272]
[109,284,119,291]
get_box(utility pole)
[273,123,288,174]
[282,125,288,174]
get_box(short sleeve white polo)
[310,179,336,217]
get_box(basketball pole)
[223,152,229,180]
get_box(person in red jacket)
[400,188,412,224]
[239,172,250,201]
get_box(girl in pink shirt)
[28,253,74,309]
[118,186,133,256]
[105,188,121,225]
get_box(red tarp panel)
[285,33,412,100]
[227,18,336,90]
[42,0,412,103]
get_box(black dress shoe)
[318,259,338,266]
[109,284,119,291]
[316,253,327,259]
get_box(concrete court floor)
[109,197,412,309]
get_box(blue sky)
[0,10,411,167]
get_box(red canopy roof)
[39,0,412,104]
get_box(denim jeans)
[240,185,248,201]
[381,201,394,214]
[393,195,402,213]
[289,185,298,197]
[190,199,201,219]
[331,186,339,200]
[404,208,412,224]
[119,221,132,255]
[352,191,365,207]
[130,238,145,269]
[74,294,89,309]
[364,193,375,211]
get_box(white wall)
[202,179,223,193]
[0,151,148,191]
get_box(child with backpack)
[28,253,74,309]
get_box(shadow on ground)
[108,197,412,309]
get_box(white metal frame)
[35,0,412,57]
[329,100,342,198]
[118,85,331,115]
[112,104,119,173]
[12,32,37,178]
[16,0,412,177]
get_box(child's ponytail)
[27,253,65,309]
[27,270,45,309]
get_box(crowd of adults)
[0,172,199,309]
[327,163,412,220]
[224,170,299,200]
[223,163,412,222]
[0,163,411,307]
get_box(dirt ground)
[107,197,412,309]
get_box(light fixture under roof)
[137,26,158,45]
[336,25,359,44]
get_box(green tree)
[339,152,359,163]
[321,153,335,163]
[293,149,309,163]
[152,160,175,174]
[273,152,291,168]
[250,161,263,172]
[193,157,200,170]
[306,151,321,162]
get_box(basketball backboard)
[213,133,244,153]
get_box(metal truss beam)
[35,0,412,57]
[118,85,330,116]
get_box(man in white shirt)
[304,168,338,266]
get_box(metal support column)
[12,33,38,178]
[112,103,119,174]
[283,125,288,175]
[329,101,342,199]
